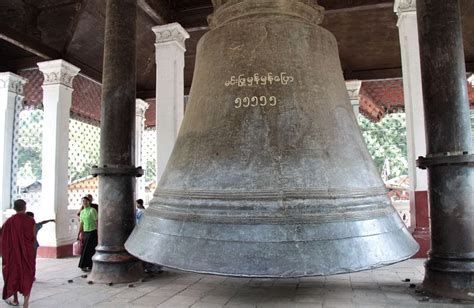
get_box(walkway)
[0,258,470,307]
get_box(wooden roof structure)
[1,0,473,123]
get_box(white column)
[153,23,189,183]
[395,0,430,256]
[37,60,80,251]
[395,0,428,194]
[135,99,149,199]
[0,73,27,224]
[346,80,362,118]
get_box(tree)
[145,159,156,182]
[358,113,408,180]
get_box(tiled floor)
[0,258,471,307]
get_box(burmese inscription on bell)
[226,72,294,108]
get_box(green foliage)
[358,113,408,180]
[145,159,157,182]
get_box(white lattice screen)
[9,100,161,211]
[67,118,101,210]
[142,127,157,206]
[10,103,43,213]
[9,106,103,213]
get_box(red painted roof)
[145,98,156,128]
[361,79,405,112]
[20,69,102,125]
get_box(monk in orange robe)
[2,199,35,307]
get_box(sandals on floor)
[5,299,19,306]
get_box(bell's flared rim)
[125,211,420,278]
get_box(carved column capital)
[37,59,80,88]
[345,80,362,101]
[152,23,190,51]
[0,72,27,95]
[468,75,474,88]
[346,80,362,117]
[394,0,416,15]
[136,99,149,118]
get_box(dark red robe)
[2,213,36,299]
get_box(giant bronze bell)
[125,0,419,277]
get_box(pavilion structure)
[0,0,473,300]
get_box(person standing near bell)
[135,199,145,224]
[77,196,98,272]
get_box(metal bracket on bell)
[417,152,474,169]
[91,165,144,178]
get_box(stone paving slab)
[0,258,472,307]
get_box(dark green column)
[416,0,474,300]
[89,0,143,283]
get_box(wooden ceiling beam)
[177,2,394,31]
[138,0,173,25]
[466,61,474,73]
[0,23,102,82]
[136,90,156,99]
[0,56,43,72]
[346,61,474,81]
[62,0,89,54]
[319,0,392,11]
[325,2,393,15]
[345,67,403,81]
[137,86,191,99]
[176,5,212,29]
[0,23,61,59]
[34,0,82,10]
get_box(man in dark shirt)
[26,212,55,258]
